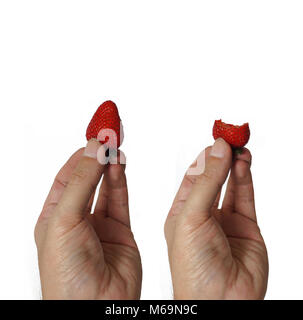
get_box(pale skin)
[165,138,268,299]
[35,138,268,299]
[35,139,142,299]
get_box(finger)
[94,150,125,217]
[168,146,212,217]
[94,151,130,227]
[182,138,233,224]
[54,139,107,227]
[106,162,130,227]
[35,148,84,245]
[165,147,213,245]
[165,148,207,247]
[40,148,84,218]
[221,148,252,212]
[222,148,256,221]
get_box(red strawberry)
[86,100,123,149]
[213,120,250,149]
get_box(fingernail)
[83,139,101,159]
[210,138,226,158]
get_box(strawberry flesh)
[213,119,250,148]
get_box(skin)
[35,139,142,299]
[35,137,268,300]
[165,138,268,299]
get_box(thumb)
[182,138,232,224]
[53,139,107,228]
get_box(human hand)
[165,138,268,299]
[35,139,142,299]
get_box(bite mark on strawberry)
[212,119,250,149]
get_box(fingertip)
[83,138,102,159]
[234,147,252,165]
[108,163,125,184]
[107,150,127,187]
[210,138,233,161]
[233,159,250,180]
[108,149,126,168]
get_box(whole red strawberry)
[86,100,123,149]
[213,120,250,149]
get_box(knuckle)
[196,167,222,190]
[69,167,89,186]
[181,211,211,233]
[184,173,197,185]
[197,167,214,184]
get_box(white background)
[0,0,302,299]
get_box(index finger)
[222,148,257,221]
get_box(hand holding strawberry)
[165,138,268,299]
[35,102,142,299]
